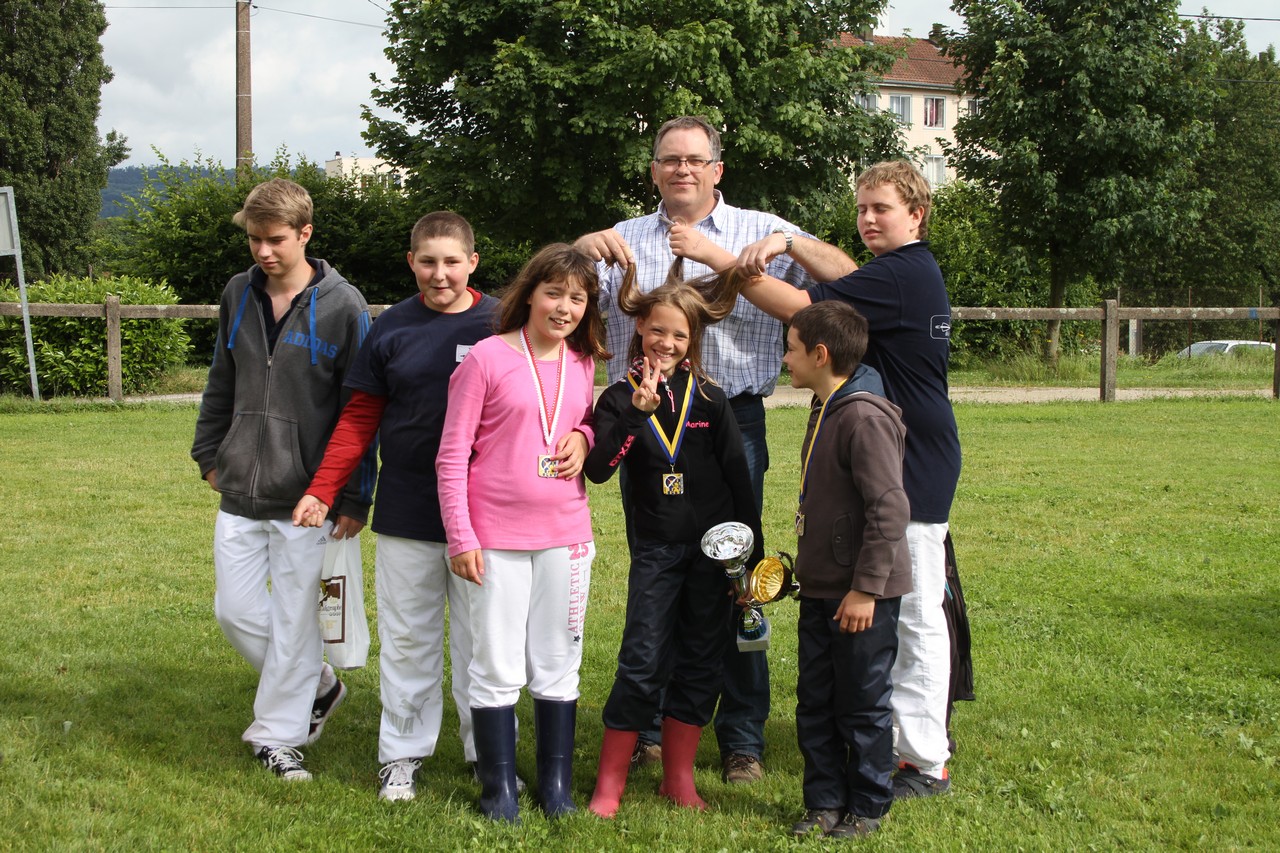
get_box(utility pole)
[236,0,252,174]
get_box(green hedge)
[0,275,190,397]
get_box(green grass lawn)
[1,399,1277,850]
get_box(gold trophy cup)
[701,522,800,651]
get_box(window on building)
[924,97,945,128]
[923,155,948,188]
[889,95,912,126]
[965,98,982,117]
[854,92,878,112]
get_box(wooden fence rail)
[3,298,1278,402]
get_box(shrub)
[0,275,190,397]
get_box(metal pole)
[236,0,252,174]
[0,188,39,400]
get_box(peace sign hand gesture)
[631,357,662,413]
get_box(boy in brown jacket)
[782,301,913,839]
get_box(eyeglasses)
[653,157,717,172]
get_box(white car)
[1176,339,1276,358]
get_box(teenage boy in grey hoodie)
[191,178,375,781]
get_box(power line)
[253,3,383,28]
[1184,14,1280,24]
[104,3,384,29]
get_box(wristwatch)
[770,227,793,254]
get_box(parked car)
[1176,339,1277,358]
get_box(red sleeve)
[307,389,387,505]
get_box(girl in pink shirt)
[437,243,610,823]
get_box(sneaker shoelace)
[379,759,420,788]
[264,746,306,773]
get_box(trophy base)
[735,616,771,652]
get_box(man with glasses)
[575,115,851,785]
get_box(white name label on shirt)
[456,344,473,362]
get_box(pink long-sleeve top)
[437,333,597,557]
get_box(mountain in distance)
[100,165,234,219]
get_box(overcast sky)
[98,1,1280,168]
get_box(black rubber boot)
[534,698,578,817]
[472,705,520,823]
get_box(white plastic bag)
[317,534,369,670]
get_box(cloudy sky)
[98,1,1280,168]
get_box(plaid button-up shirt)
[598,192,813,398]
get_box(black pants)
[796,595,900,819]
[602,541,732,730]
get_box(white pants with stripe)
[212,511,328,749]
[375,535,477,763]
[891,520,953,777]
[467,543,593,709]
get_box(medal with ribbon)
[520,327,566,478]
[627,371,695,495]
[796,391,837,536]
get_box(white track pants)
[891,521,952,777]
[375,535,477,763]
[213,511,327,749]
[467,543,593,709]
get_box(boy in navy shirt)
[294,212,499,801]
[732,161,961,797]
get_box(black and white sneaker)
[378,758,422,802]
[256,745,312,781]
[305,679,347,746]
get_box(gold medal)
[538,455,558,478]
[627,372,695,497]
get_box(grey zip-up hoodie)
[794,368,913,601]
[191,259,375,522]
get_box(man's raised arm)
[737,232,858,283]
[738,273,814,324]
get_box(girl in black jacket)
[584,264,762,817]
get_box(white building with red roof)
[842,28,974,186]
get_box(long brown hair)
[613,257,741,394]
[495,243,611,361]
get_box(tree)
[0,0,127,280]
[1121,19,1280,352]
[96,153,416,358]
[942,1,1213,361]
[928,180,1048,363]
[365,0,904,245]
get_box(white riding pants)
[374,535,477,763]
[891,521,952,777]
[467,542,593,709]
[213,511,328,749]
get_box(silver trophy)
[701,522,799,651]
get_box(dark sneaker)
[791,808,842,837]
[721,753,764,784]
[378,758,422,802]
[469,761,527,794]
[893,763,951,799]
[630,740,662,769]
[305,679,347,746]
[826,813,882,838]
[256,745,312,781]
